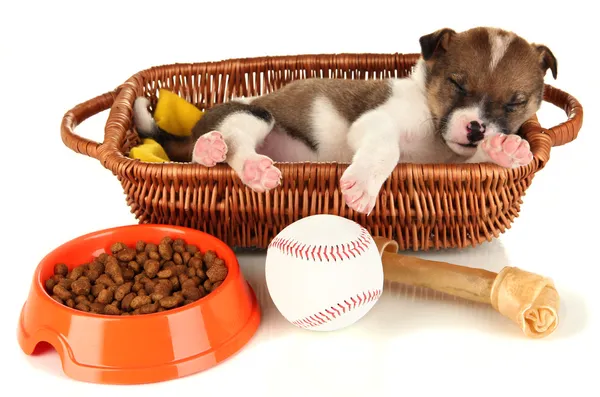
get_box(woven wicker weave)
[60,53,583,251]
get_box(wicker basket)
[60,53,583,251]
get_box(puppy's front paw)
[340,169,378,215]
[482,134,534,168]
[241,154,282,193]
[192,131,228,167]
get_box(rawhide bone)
[373,237,559,339]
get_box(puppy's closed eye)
[448,77,467,95]
[504,94,528,113]
[504,101,527,113]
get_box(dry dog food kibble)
[45,237,228,316]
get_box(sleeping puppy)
[133,26,557,215]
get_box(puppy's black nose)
[467,120,485,142]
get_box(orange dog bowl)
[17,224,261,385]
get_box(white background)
[2,0,598,396]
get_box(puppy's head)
[419,27,557,156]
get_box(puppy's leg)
[224,113,282,192]
[193,108,282,192]
[466,134,533,168]
[340,110,400,215]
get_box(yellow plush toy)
[129,89,204,162]
[129,138,172,163]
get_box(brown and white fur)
[133,26,557,215]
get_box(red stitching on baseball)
[268,227,371,262]
[291,289,382,329]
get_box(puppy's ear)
[534,44,557,79]
[419,28,456,60]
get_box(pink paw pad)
[241,155,282,193]
[339,174,377,215]
[192,131,228,167]
[483,134,533,168]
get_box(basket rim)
[133,51,423,76]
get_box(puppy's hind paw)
[241,154,282,193]
[192,131,228,167]
[482,134,533,168]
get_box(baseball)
[265,214,384,331]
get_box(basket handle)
[60,89,119,160]
[539,84,583,147]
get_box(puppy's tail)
[133,96,159,138]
